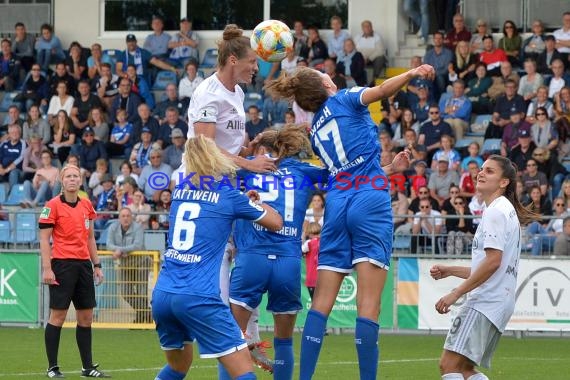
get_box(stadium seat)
[5,184,25,205]
[368,101,382,113]
[467,114,492,137]
[96,221,115,248]
[481,138,502,155]
[370,112,383,124]
[0,220,11,247]
[385,67,408,78]
[243,92,263,110]
[0,92,19,112]
[454,138,473,149]
[152,70,177,91]
[0,184,6,204]
[14,213,37,246]
[200,48,218,69]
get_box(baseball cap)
[517,129,530,138]
[415,160,427,167]
[83,126,95,135]
[126,34,137,42]
[171,128,184,138]
[141,126,152,134]
[101,174,114,184]
[438,154,450,163]
[510,109,522,116]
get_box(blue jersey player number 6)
[171,203,201,251]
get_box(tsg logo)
[0,268,17,297]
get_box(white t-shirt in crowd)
[466,196,521,332]
[186,73,246,155]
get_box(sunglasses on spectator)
[555,203,565,206]
[420,205,430,209]
[454,202,464,206]
[429,111,439,115]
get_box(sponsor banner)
[0,253,40,323]
[417,259,570,331]
[259,261,394,328]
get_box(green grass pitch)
[0,328,568,379]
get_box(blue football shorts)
[229,253,302,314]
[151,289,247,358]
[318,189,393,273]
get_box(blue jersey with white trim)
[234,157,327,257]
[310,87,387,193]
[155,184,266,296]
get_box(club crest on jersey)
[85,219,90,229]
[39,207,51,219]
[199,107,216,119]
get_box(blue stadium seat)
[0,92,19,112]
[200,48,218,69]
[454,138,473,149]
[5,184,25,205]
[96,221,114,248]
[243,92,263,110]
[481,138,502,155]
[152,70,177,90]
[0,220,11,246]
[467,114,492,136]
[0,184,6,204]
[14,213,37,245]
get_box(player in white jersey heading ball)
[431,154,539,380]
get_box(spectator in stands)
[393,108,419,147]
[114,162,138,188]
[409,185,440,213]
[130,127,160,175]
[328,15,350,60]
[0,124,26,191]
[132,103,160,145]
[501,112,532,155]
[154,83,188,122]
[486,79,526,139]
[404,129,427,165]
[488,60,520,101]
[448,41,477,86]
[323,57,347,90]
[526,86,554,123]
[518,59,543,103]
[411,198,443,254]
[553,12,570,65]
[522,20,546,63]
[509,128,537,174]
[245,105,268,141]
[439,80,472,140]
[354,20,386,81]
[110,77,142,124]
[22,134,44,181]
[303,193,325,235]
[116,175,137,207]
[537,35,563,76]
[460,141,484,171]
[306,25,328,68]
[16,63,48,113]
[154,188,171,229]
[178,60,203,100]
[524,185,552,222]
[106,108,133,157]
[87,158,109,198]
[431,134,461,171]
[459,159,479,199]
[138,147,172,202]
[292,20,309,59]
[379,89,408,135]
[403,0,429,46]
[468,190,486,226]
[87,107,109,143]
[157,107,188,148]
[51,110,76,163]
[418,104,453,164]
[71,80,103,133]
[407,56,435,106]
[499,20,522,68]
[479,34,507,77]
[537,148,569,201]
[0,39,21,91]
[407,159,427,199]
[262,93,288,127]
[336,38,366,87]
[531,106,558,150]
[96,62,120,111]
[423,32,453,98]
[93,173,118,231]
[23,105,50,145]
[144,15,171,60]
[546,59,570,99]
[106,207,147,317]
[35,23,64,73]
[379,130,395,155]
[168,17,199,67]
[553,86,570,144]
[470,19,488,55]
[410,84,431,124]
[87,43,113,80]
[48,62,75,97]
[74,126,107,176]
[162,128,185,169]
[116,34,178,85]
[1,105,22,138]
[429,154,460,207]
[47,80,74,126]
[21,149,58,208]
[561,179,570,210]
[11,22,35,71]
[465,63,492,115]
[281,48,299,75]
[65,42,87,81]
[522,160,549,196]
[444,195,474,255]
[125,64,154,110]
[553,216,570,255]
[444,13,471,51]
[128,188,151,229]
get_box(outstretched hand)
[411,64,436,81]
[391,150,411,173]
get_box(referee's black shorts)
[49,259,96,310]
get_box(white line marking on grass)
[0,357,566,377]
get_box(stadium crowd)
[0,10,569,255]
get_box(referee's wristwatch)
[93,263,102,269]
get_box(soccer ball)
[250,20,294,62]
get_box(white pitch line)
[0,357,567,377]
